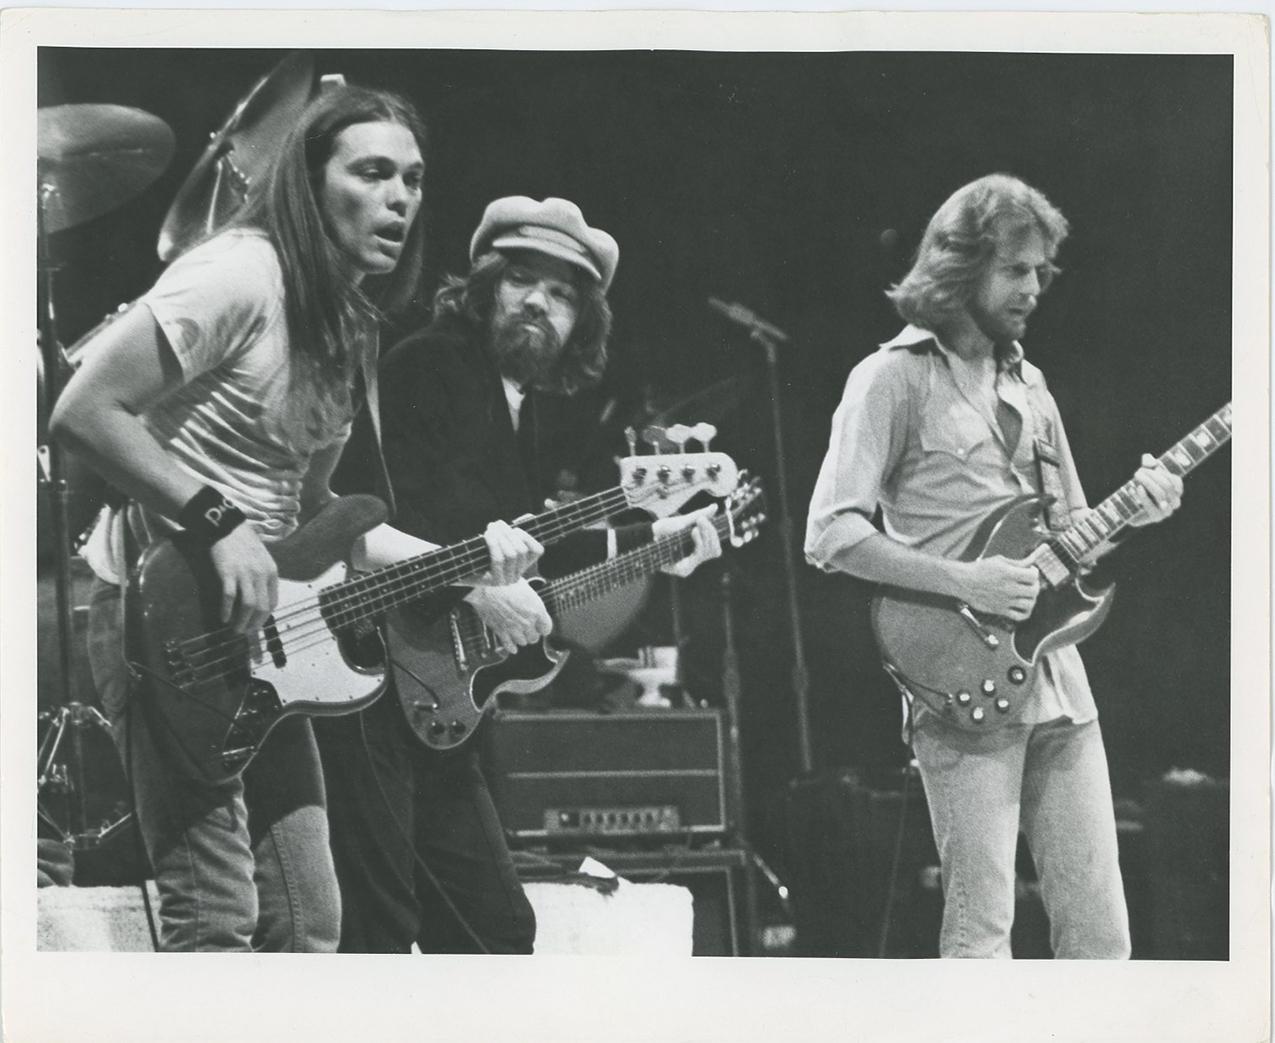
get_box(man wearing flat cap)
[316,197,720,954]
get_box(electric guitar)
[871,403,1231,731]
[126,449,739,783]
[392,477,767,751]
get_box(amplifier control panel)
[544,805,682,836]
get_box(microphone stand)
[741,320,815,775]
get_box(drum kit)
[36,53,317,856]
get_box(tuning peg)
[624,426,638,456]
[642,425,667,450]
[664,424,691,450]
[690,422,716,449]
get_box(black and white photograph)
[2,8,1268,1043]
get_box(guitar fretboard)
[1051,403,1231,568]
[543,493,759,615]
[322,485,636,628]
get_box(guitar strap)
[1023,385,1070,532]
[353,350,397,519]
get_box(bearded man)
[805,174,1184,959]
[316,197,719,954]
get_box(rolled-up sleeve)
[804,351,909,573]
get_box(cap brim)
[491,232,603,285]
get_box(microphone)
[707,297,790,343]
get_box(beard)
[490,313,565,389]
[966,298,1029,347]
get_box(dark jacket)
[335,311,610,580]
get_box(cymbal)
[158,51,315,261]
[37,104,175,233]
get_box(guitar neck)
[336,485,634,619]
[1051,402,1232,565]
[541,509,737,617]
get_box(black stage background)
[38,49,1232,916]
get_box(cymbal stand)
[36,178,127,850]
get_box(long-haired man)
[51,86,541,951]
[805,174,1184,958]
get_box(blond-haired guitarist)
[805,175,1185,960]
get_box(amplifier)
[483,710,727,841]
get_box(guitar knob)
[956,690,972,706]
[995,698,1011,713]
[1008,666,1026,684]
[428,721,447,737]
[970,707,986,724]
[981,679,996,695]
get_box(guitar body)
[126,495,390,783]
[871,495,1115,731]
[389,583,569,752]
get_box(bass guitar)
[392,477,767,750]
[871,403,1231,731]
[126,449,739,783]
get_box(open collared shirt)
[804,324,1097,725]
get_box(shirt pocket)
[918,400,992,461]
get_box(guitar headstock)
[723,475,767,548]
[617,452,739,517]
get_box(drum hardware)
[36,102,176,852]
[157,50,316,261]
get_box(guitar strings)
[181,456,735,670]
[174,484,673,686]
[183,488,759,692]
[453,489,760,648]
[1047,408,1231,567]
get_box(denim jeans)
[911,714,1131,959]
[86,580,341,952]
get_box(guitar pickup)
[262,618,286,669]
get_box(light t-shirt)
[83,229,357,583]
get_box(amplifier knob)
[1008,666,1027,684]
[970,707,986,723]
[956,690,972,706]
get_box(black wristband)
[178,485,246,545]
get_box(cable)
[876,765,913,959]
[122,699,160,951]
[356,711,492,955]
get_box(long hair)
[432,250,612,395]
[233,84,428,396]
[886,174,1070,331]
